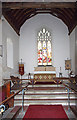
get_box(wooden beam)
[17,9,34,26]
[2,2,76,9]
[67,8,75,17]
[69,7,77,35]
[2,10,20,35]
[69,21,77,35]
[25,12,37,21]
[55,8,72,29]
[50,8,70,28]
[15,9,27,21]
[19,12,37,27]
[62,8,73,19]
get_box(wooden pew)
[0,81,14,109]
[0,82,29,115]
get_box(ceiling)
[1,0,77,2]
[2,2,77,35]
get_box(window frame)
[37,28,52,66]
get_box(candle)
[60,67,61,73]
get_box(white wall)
[0,19,2,85]
[75,25,77,75]
[19,14,70,77]
[69,28,75,74]
[2,17,19,80]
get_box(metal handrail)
[0,83,29,114]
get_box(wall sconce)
[0,45,3,57]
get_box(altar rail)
[4,77,76,85]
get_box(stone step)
[15,106,28,119]
[12,89,74,94]
[2,106,21,119]
[14,98,76,106]
[11,84,73,94]
[13,84,76,106]
[28,84,64,87]
[14,100,76,106]
[27,87,65,90]
[16,92,75,95]
[14,98,76,101]
[13,91,74,96]
[2,108,13,119]
[70,106,77,117]
[14,94,76,99]
[24,90,73,94]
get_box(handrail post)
[22,86,28,112]
[22,89,24,112]
[66,87,71,112]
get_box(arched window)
[38,28,52,66]
[7,38,13,68]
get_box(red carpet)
[23,105,69,119]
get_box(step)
[2,106,21,119]
[13,84,76,107]
[12,89,74,94]
[2,108,13,119]
[14,100,76,106]
[14,98,77,101]
[16,106,28,119]
[13,91,74,96]
[70,106,77,117]
[27,87,65,90]
[17,92,75,95]
[14,98,76,106]
[28,84,64,87]
[11,84,64,92]
[24,90,73,94]
[14,94,75,99]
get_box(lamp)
[0,45,3,57]
[59,67,62,77]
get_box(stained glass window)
[38,28,52,66]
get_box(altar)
[34,67,56,83]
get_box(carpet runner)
[23,105,69,119]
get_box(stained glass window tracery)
[38,28,52,66]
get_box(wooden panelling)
[0,81,14,108]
